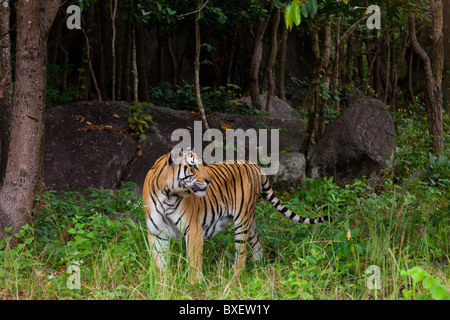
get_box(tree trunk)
[116,15,124,100]
[408,49,416,105]
[110,0,118,100]
[317,20,332,139]
[131,24,139,105]
[227,24,240,84]
[0,0,60,245]
[279,17,288,101]
[194,4,210,131]
[124,21,132,102]
[168,37,179,86]
[333,18,341,112]
[98,1,107,98]
[0,0,13,183]
[265,10,280,112]
[383,29,392,104]
[136,23,150,102]
[409,2,444,155]
[390,31,408,108]
[248,12,270,110]
[81,26,102,101]
[299,20,322,154]
[443,0,450,117]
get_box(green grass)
[0,108,449,300]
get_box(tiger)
[142,148,330,284]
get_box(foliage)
[127,102,155,141]
[401,267,450,300]
[149,82,259,115]
[285,0,319,30]
[46,63,78,107]
[393,101,450,180]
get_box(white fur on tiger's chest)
[145,192,233,241]
[144,192,186,240]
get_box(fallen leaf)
[221,122,233,130]
[137,150,143,157]
[346,228,351,241]
[112,113,120,119]
[86,121,93,126]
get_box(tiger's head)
[167,148,211,197]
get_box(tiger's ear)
[186,146,197,155]
[169,147,184,165]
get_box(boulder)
[306,97,396,188]
[270,152,306,191]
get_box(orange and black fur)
[142,149,330,283]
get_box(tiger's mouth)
[191,185,208,193]
[190,182,209,195]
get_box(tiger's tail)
[261,175,331,224]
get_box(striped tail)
[261,175,330,224]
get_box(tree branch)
[176,0,209,18]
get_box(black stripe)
[235,228,249,236]
[149,215,160,231]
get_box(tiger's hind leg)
[233,218,250,273]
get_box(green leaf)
[293,5,301,26]
[431,285,448,300]
[402,266,426,283]
[300,3,308,17]
[350,227,360,237]
[307,0,318,17]
[422,275,435,289]
[305,255,316,264]
[284,5,294,30]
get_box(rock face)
[43,101,138,191]
[44,101,307,194]
[307,97,396,188]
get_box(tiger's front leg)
[147,233,169,271]
[185,220,204,284]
